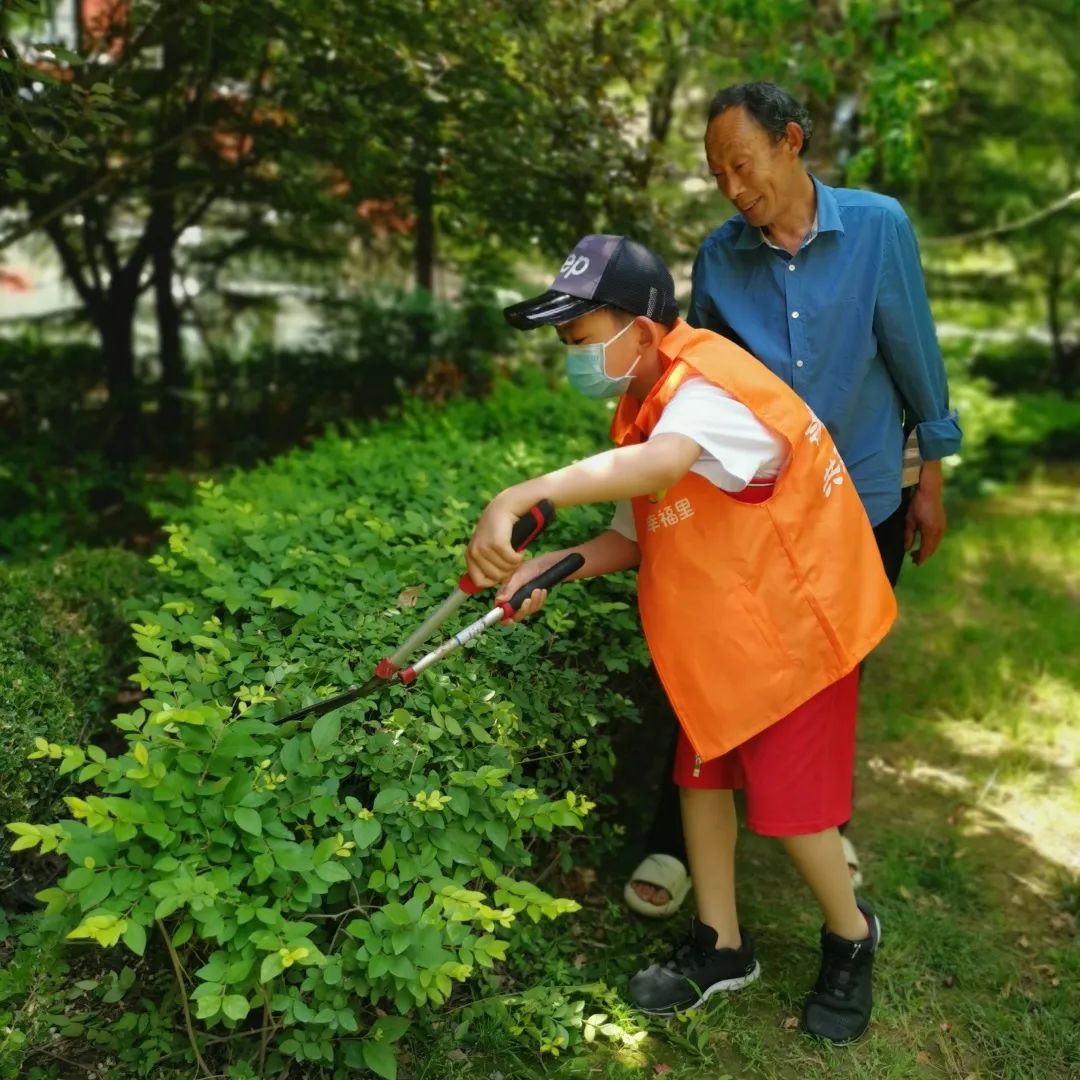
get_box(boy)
[466,234,896,1043]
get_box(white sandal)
[841,835,864,889]
[623,853,692,919]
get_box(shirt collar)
[732,174,844,251]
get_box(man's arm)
[874,209,963,564]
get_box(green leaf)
[311,710,341,754]
[63,867,95,891]
[194,994,222,1019]
[380,840,396,872]
[222,994,250,1021]
[234,807,262,836]
[191,634,230,658]
[361,1038,398,1080]
[172,919,194,947]
[371,1015,410,1043]
[260,952,285,982]
[121,920,147,957]
[314,860,351,883]
[260,587,301,610]
[373,787,406,812]
[270,842,313,872]
[484,820,509,850]
[382,903,411,928]
[79,870,112,910]
[352,817,382,849]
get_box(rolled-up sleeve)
[874,211,963,461]
[610,500,637,541]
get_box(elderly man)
[625,81,962,918]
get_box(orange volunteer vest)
[610,319,897,762]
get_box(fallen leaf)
[898,885,913,901]
[397,584,425,608]
[916,1051,933,1066]
[575,867,598,889]
[1049,912,1076,934]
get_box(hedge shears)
[276,500,582,724]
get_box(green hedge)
[5,375,650,1077]
[0,548,154,893]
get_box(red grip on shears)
[458,571,483,596]
[374,657,398,679]
[460,500,554,596]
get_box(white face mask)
[564,318,640,399]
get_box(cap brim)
[503,290,605,330]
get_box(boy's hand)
[501,587,548,623]
[495,549,563,622]
[467,495,526,588]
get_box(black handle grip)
[510,499,556,551]
[460,500,557,596]
[508,552,585,612]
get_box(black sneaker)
[801,897,881,1044]
[629,919,760,1015]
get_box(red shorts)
[673,667,860,837]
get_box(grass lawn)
[422,469,1080,1080]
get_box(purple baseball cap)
[504,234,679,330]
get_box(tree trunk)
[1046,258,1076,397]
[413,164,435,293]
[412,162,435,359]
[151,195,188,461]
[98,282,140,463]
[149,29,189,461]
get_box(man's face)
[704,106,802,229]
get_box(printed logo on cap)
[551,234,621,298]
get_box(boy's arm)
[494,530,641,622]
[467,433,698,587]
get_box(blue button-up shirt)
[688,176,962,526]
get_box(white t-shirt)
[610,377,788,542]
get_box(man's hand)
[904,460,946,566]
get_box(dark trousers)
[643,493,911,864]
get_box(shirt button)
[788,263,796,271]
[791,311,800,319]
[796,360,804,368]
